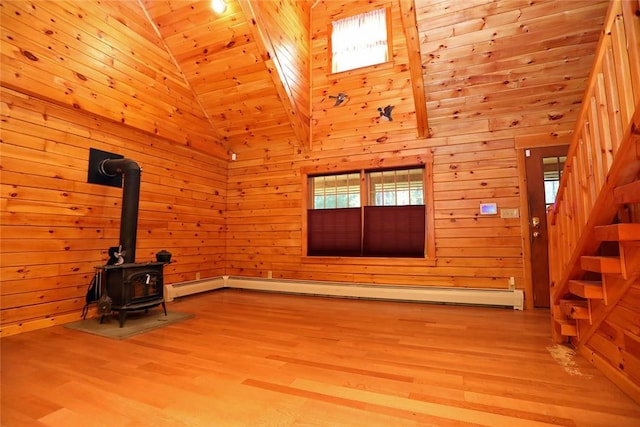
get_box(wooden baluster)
[602,45,624,156]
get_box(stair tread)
[580,255,621,274]
[569,279,602,284]
[594,223,640,241]
[555,317,577,324]
[559,299,590,320]
[559,299,589,308]
[568,280,604,299]
[554,318,578,336]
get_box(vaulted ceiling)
[137,0,608,154]
[142,0,311,154]
[1,0,608,157]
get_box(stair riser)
[613,180,640,204]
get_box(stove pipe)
[99,158,140,264]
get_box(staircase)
[554,222,640,343]
[547,0,640,404]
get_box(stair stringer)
[578,267,640,404]
[576,243,640,347]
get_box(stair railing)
[548,0,640,314]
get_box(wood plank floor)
[2,289,639,426]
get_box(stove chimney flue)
[99,158,141,264]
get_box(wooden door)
[525,146,568,308]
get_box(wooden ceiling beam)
[399,0,429,138]
[238,0,311,151]
[136,0,224,147]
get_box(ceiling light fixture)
[211,0,227,14]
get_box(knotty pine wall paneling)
[418,0,609,302]
[0,0,229,336]
[1,90,227,336]
[0,0,611,334]
[0,0,226,157]
[226,0,608,308]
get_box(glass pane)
[369,168,424,206]
[542,156,566,208]
[410,188,423,205]
[331,8,388,73]
[311,173,360,209]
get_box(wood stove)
[89,150,168,327]
[102,262,167,327]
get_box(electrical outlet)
[195,272,201,280]
[268,270,273,279]
[508,276,515,290]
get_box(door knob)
[532,217,540,228]
[533,231,541,238]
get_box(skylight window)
[330,8,390,73]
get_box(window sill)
[329,60,394,78]
[302,256,437,267]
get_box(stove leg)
[161,301,167,316]
[118,310,126,328]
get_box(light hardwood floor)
[1,289,639,426]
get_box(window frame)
[328,5,393,75]
[301,155,435,260]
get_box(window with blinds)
[307,167,426,257]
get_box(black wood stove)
[101,262,167,327]
[90,150,168,327]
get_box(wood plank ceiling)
[1,0,607,157]
[418,0,609,142]
[137,0,608,156]
[142,0,311,155]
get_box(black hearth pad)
[64,311,193,340]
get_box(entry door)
[524,146,568,308]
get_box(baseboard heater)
[165,276,524,310]
[164,277,227,302]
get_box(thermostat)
[480,203,498,215]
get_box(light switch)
[500,208,520,218]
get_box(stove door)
[125,269,163,304]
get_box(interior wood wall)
[1,0,610,335]
[226,0,608,295]
[1,90,227,336]
[0,0,228,336]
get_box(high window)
[330,7,391,73]
[307,166,429,257]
